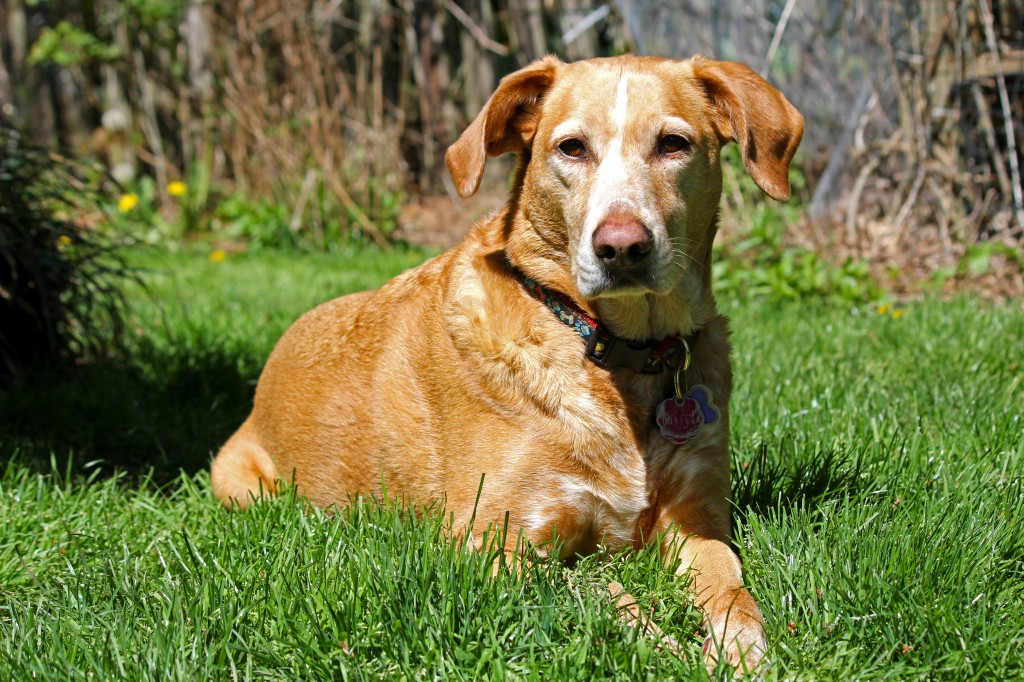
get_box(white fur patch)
[612,75,629,132]
[525,472,647,544]
[663,116,695,137]
[552,119,584,142]
[582,77,631,245]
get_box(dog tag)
[656,385,719,444]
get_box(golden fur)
[211,54,803,673]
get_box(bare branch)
[445,0,510,56]
[761,0,798,78]
[562,5,610,46]
[977,0,1024,230]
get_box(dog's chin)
[576,268,675,300]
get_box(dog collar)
[515,271,696,374]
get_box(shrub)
[0,120,133,380]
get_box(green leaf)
[27,21,120,67]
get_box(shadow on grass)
[0,340,259,485]
[4,332,870,511]
[730,440,866,520]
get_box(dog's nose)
[592,216,653,267]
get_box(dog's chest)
[526,378,687,556]
[536,352,733,555]
[445,277,726,554]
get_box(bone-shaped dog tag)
[656,385,719,444]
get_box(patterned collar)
[515,270,697,374]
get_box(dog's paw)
[702,615,767,677]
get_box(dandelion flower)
[167,181,187,197]
[58,235,72,248]
[209,249,227,263]
[118,193,139,213]
[891,309,903,319]
[876,304,891,315]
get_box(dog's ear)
[691,57,804,201]
[446,56,561,198]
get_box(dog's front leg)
[664,525,767,675]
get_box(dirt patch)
[395,164,513,249]
[395,190,508,250]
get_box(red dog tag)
[656,385,719,444]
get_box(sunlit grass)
[1,247,1021,679]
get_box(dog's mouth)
[576,261,673,298]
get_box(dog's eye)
[658,134,691,155]
[558,138,588,159]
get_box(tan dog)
[211,55,802,673]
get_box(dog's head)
[446,55,803,306]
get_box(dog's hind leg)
[210,418,279,509]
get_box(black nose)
[592,215,653,267]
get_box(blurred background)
[2,0,1023,387]
[2,0,1022,261]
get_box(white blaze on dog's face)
[525,59,725,299]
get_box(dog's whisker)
[670,248,707,271]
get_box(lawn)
[1,246,1022,680]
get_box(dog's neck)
[592,290,708,342]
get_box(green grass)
[1,247,1022,679]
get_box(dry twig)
[761,0,798,78]
[445,0,510,55]
[977,0,1024,230]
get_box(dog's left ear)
[446,56,561,198]
[691,58,804,201]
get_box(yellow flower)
[876,304,891,315]
[58,235,72,249]
[209,249,227,263]
[167,181,187,197]
[118,193,139,213]
[891,309,904,319]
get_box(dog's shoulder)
[435,210,602,414]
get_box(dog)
[211,54,803,673]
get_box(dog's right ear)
[446,56,561,198]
